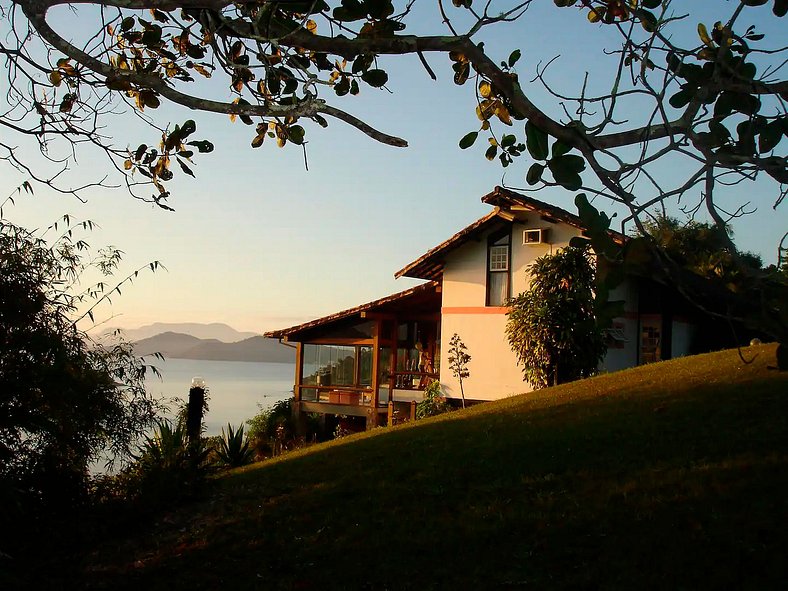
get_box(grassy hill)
[84,344,787,589]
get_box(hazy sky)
[4,2,786,334]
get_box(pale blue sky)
[5,1,786,333]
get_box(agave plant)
[128,420,212,506]
[137,420,189,470]
[216,423,255,467]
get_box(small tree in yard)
[506,245,606,390]
[448,333,471,409]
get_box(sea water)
[145,358,296,435]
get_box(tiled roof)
[396,186,626,280]
[264,280,440,340]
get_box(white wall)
[439,218,583,401]
[438,217,649,400]
[440,311,524,401]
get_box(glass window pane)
[329,345,356,386]
[379,346,392,383]
[489,245,509,271]
[302,344,318,385]
[360,346,373,386]
[488,271,509,306]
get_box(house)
[265,186,701,430]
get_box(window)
[639,318,662,364]
[302,344,372,388]
[487,231,511,306]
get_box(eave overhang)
[264,280,441,341]
[395,186,628,281]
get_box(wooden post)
[292,400,307,437]
[294,342,303,402]
[366,407,378,429]
[410,400,417,421]
[186,386,205,444]
[372,319,380,413]
[388,401,394,426]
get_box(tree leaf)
[176,158,195,177]
[361,69,388,87]
[525,121,549,160]
[365,0,395,20]
[551,140,572,158]
[180,120,196,138]
[548,155,585,190]
[669,87,692,109]
[526,163,544,185]
[758,120,783,153]
[459,131,478,149]
[453,62,470,85]
[638,9,658,32]
[187,140,214,153]
[287,125,305,145]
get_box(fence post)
[410,400,417,421]
[186,377,206,445]
[388,401,394,426]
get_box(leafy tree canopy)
[641,213,765,279]
[1,0,786,345]
[506,244,607,389]
[0,202,161,521]
[1,1,784,213]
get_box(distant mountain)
[110,322,259,343]
[180,336,294,363]
[133,332,294,363]
[133,332,204,358]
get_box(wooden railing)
[298,385,373,405]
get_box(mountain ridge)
[107,322,259,343]
[133,331,293,363]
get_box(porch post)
[389,317,397,391]
[369,320,381,428]
[293,342,306,436]
[294,342,303,402]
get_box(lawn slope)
[86,345,787,590]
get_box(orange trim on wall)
[439,309,695,322]
[442,306,510,315]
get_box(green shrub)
[416,381,452,419]
[246,398,320,456]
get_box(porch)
[265,281,442,429]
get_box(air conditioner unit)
[523,228,549,245]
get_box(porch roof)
[395,186,627,281]
[264,280,441,341]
